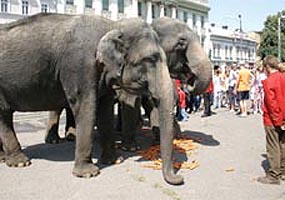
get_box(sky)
[209,0,285,32]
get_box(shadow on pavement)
[261,154,269,172]
[181,130,220,146]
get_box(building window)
[201,16,205,28]
[22,0,29,15]
[217,44,220,58]
[225,46,228,59]
[41,3,48,13]
[1,0,8,12]
[102,0,109,11]
[66,0,74,5]
[85,0,92,8]
[118,0,124,13]
[229,46,233,59]
[138,1,142,16]
[192,13,196,27]
[151,4,155,18]
[183,11,188,23]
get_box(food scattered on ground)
[139,135,200,170]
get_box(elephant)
[45,17,212,149]
[0,14,183,185]
[119,17,213,150]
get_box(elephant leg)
[150,107,160,145]
[97,94,117,164]
[121,100,141,152]
[64,107,76,141]
[0,111,30,167]
[0,138,5,162]
[45,109,63,144]
[69,93,98,178]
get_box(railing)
[102,10,111,19]
[84,8,95,15]
[65,5,77,15]
[117,12,127,20]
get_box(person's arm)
[234,73,240,95]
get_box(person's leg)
[202,93,211,117]
[265,126,281,178]
[181,108,188,121]
[239,99,245,115]
[280,130,285,179]
[257,126,281,184]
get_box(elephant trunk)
[186,41,212,94]
[151,58,184,185]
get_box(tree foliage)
[259,10,285,62]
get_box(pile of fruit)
[138,135,200,170]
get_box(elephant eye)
[144,53,160,63]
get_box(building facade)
[205,24,258,67]
[0,0,210,47]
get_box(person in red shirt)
[257,55,285,185]
[177,84,188,122]
[201,80,214,117]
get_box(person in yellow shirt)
[234,62,251,117]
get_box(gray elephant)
[45,17,212,149]
[0,14,183,185]
[119,17,212,149]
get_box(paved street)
[1,109,284,200]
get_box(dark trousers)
[264,126,285,178]
[203,93,212,115]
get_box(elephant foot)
[65,127,76,141]
[164,172,184,185]
[6,152,31,167]
[72,163,100,178]
[45,132,62,144]
[0,151,5,163]
[121,141,141,152]
[100,150,123,165]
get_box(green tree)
[259,10,285,62]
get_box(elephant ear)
[96,29,126,77]
[174,34,188,51]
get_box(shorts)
[238,91,249,100]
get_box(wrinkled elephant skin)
[0,14,182,185]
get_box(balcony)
[102,10,111,19]
[65,5,77,15]
[117,12,127,20]
[84,8,95,15]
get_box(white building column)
[56,0,65,14]
[94,0,102,15]
[146,0,152,24]
[74,0,85,14]
[110,0,118,20]
[171,6,176,19]
[159,3,165,17]
[196,15,202,43]
[187,12,193,29]
[131,0,138,17]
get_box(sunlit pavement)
[0,109,284,200]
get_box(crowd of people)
[175,55,285,185]
[175,60,270,120]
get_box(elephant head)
[96,18,184,185]
[152,17,212,94]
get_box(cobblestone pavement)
[0,109,284,200]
